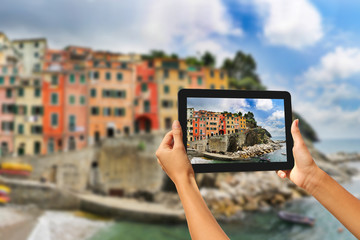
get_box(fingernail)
[172,120,181,129]
[280,172,285,178]
[295,119,299,127]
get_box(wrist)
[174,172,196,188]
[303,166,326,195]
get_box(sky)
[1,0,360,139]
[188,98,285,137]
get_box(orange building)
[187,67,206,89]
[206,112,219,137]
[42,49,66,153]
[87,53,134,145]
[134,61,159,133]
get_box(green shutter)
[0,77,4,85]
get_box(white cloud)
[268,110,284,121]
[251,0,323,49]
[255,99,273,111]
[302,46,360,83]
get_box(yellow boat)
[1,162,33,172]
[0,185,11,193]
[0,196,10,203]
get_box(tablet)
[178,89,294,173]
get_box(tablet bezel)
[178,89,294,173]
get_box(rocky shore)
[153,140,358,221]
[227,140,283,159]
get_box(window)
[164,69,169,78]
[210,70,214,78]
[51,75,58,85]
[31,106,43,115]
[179,71,184,79]
[80,96,86,105]
[69,74,75,83]
[144,100,150,113]
[106,72,111,80]
[220,72,224,79]
[2,104,15,114]
[69,95,75,105]
[34,52,39,58]
[117,73,123,81]
[134,99,138,106]
[102,89,111,97]
[137,76,142,81]
[19,43,23,49]
[90,88,96,97]
[6,89,12,98]
[34,88,41,97]
[94,71,99,79]
[141,83,147,92]
[103,108,112,116]
[51,93,58,105]
[197,77,202,85]
[31,126,43,134]
[164,85,169,93]
[0,77,3,85]
[18,88,24,97]
[121,63,127,69]
[34,41,39,48]
[69,115,76,132]
[149,76,153,81]
[1,122,14,131]
[210,84,215,89]
[162,100,173,108]
[80,74,86,84]
[10,76,15,85]
[114,108,125,116]
[18,124,24,134]
[51,113,58,127]
[106,62,111,68]
[13,68,18,74]
[91,107,99,116]
[2,66,7,74]
[165,118,172,129]
[34,79,40,86]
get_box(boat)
[0,195,10,204]
[1,162,33,172]
[258,157,270,163]
[278,211,315,226]
[281,152,286,156]
[0,185,11,194]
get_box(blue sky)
[1,0,360,139]
[188,98,285,137]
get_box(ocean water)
[315,139,360,154]
[89,140,360,240]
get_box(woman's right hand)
[277,119,324,194]
[155,120,195,185]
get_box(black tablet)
[178,89,294,173]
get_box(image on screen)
[187,98,287,164]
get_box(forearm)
[175,176,229,240]
[308,168,360,238]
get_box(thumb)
[291,119,305,147]
[172,120,184,149]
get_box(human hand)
[277,119,324,194]
[156,120,195,185]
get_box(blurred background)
[0,0,360,239]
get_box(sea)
[89,139,360,240]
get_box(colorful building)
[206,112,219,137]
[87,52,134,145]
[42,49,66,154]
[14,76,44,156]
[203,68,228,90]
[63,46,90,151]
[155,58,189,130]
[12,38,47,76]
[187,67,206,89]
[134,61,158,133]
[0,32,22,156]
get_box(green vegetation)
[244,111,257,128]
[137,141,146,151]
[293,112,319,142]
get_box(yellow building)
[14,76,44,155]
[203,68,228,90]
[155,58,189,130]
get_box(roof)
[12,37,47,43]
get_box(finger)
[291,119,305,147]
[160,131,174,149]
[172,120,184,149]
[277,170,287,178]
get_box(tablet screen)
[187,97,287,164]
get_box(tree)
[202,51,216,67]
[238,111,242,117]
[222,51,266,90]
[292,112,319,142]
[170,53,178,59]
[186,56,203,67]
